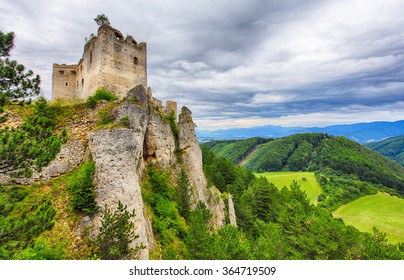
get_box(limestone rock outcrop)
[178,107,226,229]
[88,128,150,259]
[2,84,235,259]
[85,84,230,258]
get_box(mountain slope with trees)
[202,133,404,195]
[366,136,404,167]
[202,133,404,214]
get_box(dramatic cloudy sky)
[1,0,404,130]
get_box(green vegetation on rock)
[0,97,66,176]
[67,160,97,214]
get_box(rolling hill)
[202,133,404,195]
[366,136,404,167]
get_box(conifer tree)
[0,31,41,107]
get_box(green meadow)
[333,192,404,244]
[255,172,322,205]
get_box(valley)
[202,134,404,252]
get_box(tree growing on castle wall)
[94,14,110,26]
[0,31,41,107]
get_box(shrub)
[67,161,98,214]
[86,96,97,108]
[86,88,118,108]
[94,88,118,101]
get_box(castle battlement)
[52,24,147,100]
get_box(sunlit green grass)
[333,192,404,244]
[255,172,322,205]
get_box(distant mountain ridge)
[197,120,404,144]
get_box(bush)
[86,96,97,108]
[67,161,98,214]
[86,88,118,108]
[94,88,118,101]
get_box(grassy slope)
[333,192,404,244]
[255,172,322,205]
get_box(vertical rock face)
[178,107,226,229]
[228,194,237,227]
[87,85,229,258]
[88,128,150,260]
[143,110,176,168]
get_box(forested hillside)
[200,147,403,259]
[202,133,404,197]
[366,136,404,167]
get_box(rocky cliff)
[0,84,236,259]
[79,85,237,258]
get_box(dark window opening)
[82,78,84,87]
[71,70,76,75]
[59,70,64,75]
[90,51,93,64]
[134,57,138,65]
[65,82,69,87]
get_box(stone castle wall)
[52,24,147,100]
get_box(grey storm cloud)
[1,0,404,130]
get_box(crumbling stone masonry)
[52,24,147,100]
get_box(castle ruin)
[52,24,147,100]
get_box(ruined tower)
[52,24,147,100]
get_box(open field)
[333,192,404,244]
[255,172,322,205]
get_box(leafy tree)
[0,31,41,105]
[96,201,141,260]
[94,14,110,26]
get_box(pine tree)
[0,31,41,106]
[96,202,142,259]
[176,169,191,220]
